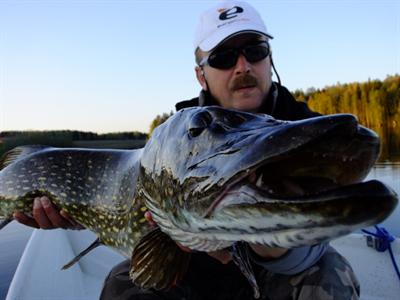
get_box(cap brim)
[198,28,273,52]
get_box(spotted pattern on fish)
[0,147,152,257]
[0,107,398,293]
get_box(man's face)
[196,33,272,113]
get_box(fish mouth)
[206,119,374,214]
[205,115,397,235]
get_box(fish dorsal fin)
[130,227,191,290]
[0,145,48,170]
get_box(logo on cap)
[219,6,244,20]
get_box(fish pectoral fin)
[230,242,260,299]
[61,238,103,270]
[0,145,49,170]
[130,227,191,290]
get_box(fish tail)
[0,217,13,230]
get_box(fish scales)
[0,106,398,294]
[0,147,151,257]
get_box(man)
[15,1,360,299]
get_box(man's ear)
[195,66,208,91]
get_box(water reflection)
[366,162,400,236]
[368,128,400,237]
[372,126,400,162]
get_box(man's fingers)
[248,244,288,259]
[144,211,157,227]
[14,196,84,230]
[207,249,232,264]
[13,211,40,228]
[176,242,193,253]
[39,197,74,229]
[32,197,55,229]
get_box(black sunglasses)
[199,41,270,70]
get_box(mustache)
[230,74,258,90]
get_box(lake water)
[0,163,399,298]
[365,162,400,236]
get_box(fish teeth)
[256,174,264,187]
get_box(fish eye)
[188,111,212,138]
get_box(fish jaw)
[170,180,398,251]
[181,113,380,219]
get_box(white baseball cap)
[194,0,273,52]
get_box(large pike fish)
[0,106,398,296]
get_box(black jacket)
[175,83,320,121]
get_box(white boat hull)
[6,229,400,300]
[6,229,124,300]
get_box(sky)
[0,0,399,133]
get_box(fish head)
[139,106,398,250]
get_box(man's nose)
[234,54,251,74]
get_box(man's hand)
[13,196,84,230]
[207,245,288,264]
[206,249,233,264]
[248,244,288,260]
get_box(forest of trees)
[294,75,399,130]
[0,130,147,141]
[1,75,399,161]
[294,74,400,160]
[148,111,174,137]
[0,130,147,157]
[148,75,400,161]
